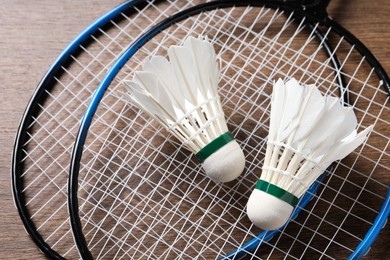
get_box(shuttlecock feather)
[247,78,373,230]
[123,36,245,183]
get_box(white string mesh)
[17,1,203,258]
[16,1,389,259]
[76,4,389,260]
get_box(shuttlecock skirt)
[123,36,246,182]
[246,78,373,230]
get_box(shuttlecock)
[122,36,245,183]
[247,78,373,230]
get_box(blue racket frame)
[12,1,148,259]
[68,1,390,259]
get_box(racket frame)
[11,1,147,258]
[68,0,390,259]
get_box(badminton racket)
[69,0,389,259]
[11,1,201,258]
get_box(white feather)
[322,125,373,164]
[123,80,163,118]
[126,72,176,124]
[183,36,219,97]
[142,56,185,110]
[268,79,286,141]
[304,97,357,161]
[277,78,305,142]
[168,46,200,106]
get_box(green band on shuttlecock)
[196,132,234,162]
[255,179,299,207]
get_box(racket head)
[11,0,201,258]
[68,1,389,259]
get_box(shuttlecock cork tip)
[247,180,297,230]
[197,132,245,183]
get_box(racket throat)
[285,0,330,22]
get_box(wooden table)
[1,0,388,259]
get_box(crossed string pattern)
[16,1,389,259]
[17,1,202,258]
[74,4,388,260]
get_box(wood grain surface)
[0,0,388,259]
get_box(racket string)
[80,5,386,255]
[15,1,389,259]
[17,0,204,258]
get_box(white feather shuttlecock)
[122,36,245,183]
[247,78,373,230]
